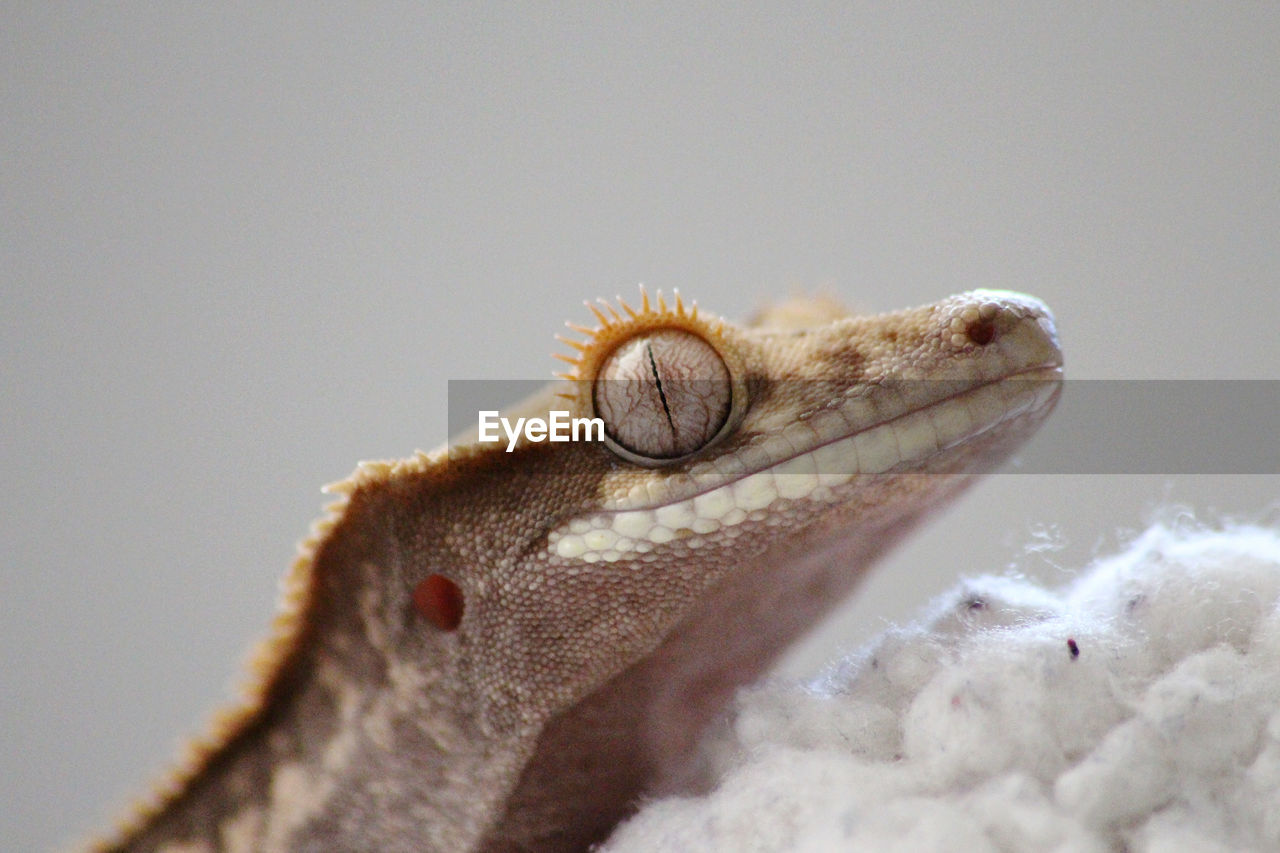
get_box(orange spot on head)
[413,574,464,631]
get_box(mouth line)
[548,363,1061,564]
[631,363,1064,508]
[787,362,1065,476]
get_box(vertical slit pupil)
[413,573,464,631]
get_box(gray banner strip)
[1024,380,1276,474]
[447,380,1278,475]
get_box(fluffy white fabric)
[604,524,1280,852]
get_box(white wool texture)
[603,525,1280,852]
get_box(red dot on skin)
[413,574,464,631]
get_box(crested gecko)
[86,288,1061,852]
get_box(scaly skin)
[87,288,1061,852]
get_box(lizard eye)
[593,329,733,464]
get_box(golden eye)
[593,329,732,461]
[554,287,747,466]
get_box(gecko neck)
[480,476,966,851]
[108,471,978,853]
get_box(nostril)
[966,317,997,346]
[948,303,1002,348]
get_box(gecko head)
[314,288,1061,739]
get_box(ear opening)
[413,573,465,632]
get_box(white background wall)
[4,5,1277,849]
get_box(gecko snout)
[949,290,1062,374]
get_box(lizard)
[85,286,1062,852]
